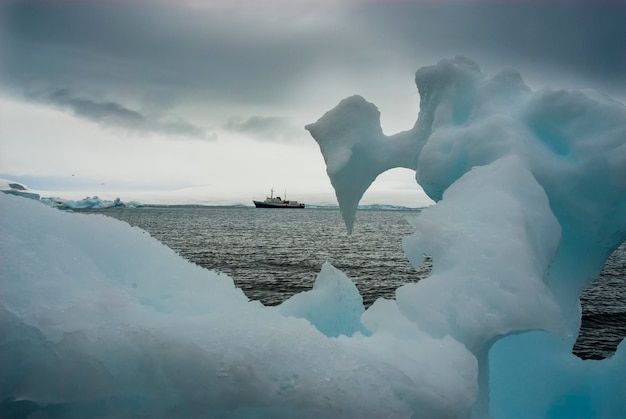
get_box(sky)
[1,0,624,207]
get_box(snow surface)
[1,57,625,418]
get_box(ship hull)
[253,200,305,209]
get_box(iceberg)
[40,196,144,210]
[306,56,626,417]
[59,196,143,209]
[0,178,142,210]
[0,178,40,201]
[0,193,476,418]
[1,57,624,418]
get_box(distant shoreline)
[73,203,425,211]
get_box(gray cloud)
[225,116,305,143]
[351,1,626,96]
[42,88,209,139]
[0,0,331,106]
[1,0,624,116]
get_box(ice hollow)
[1,56,625,418]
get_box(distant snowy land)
[0,178,424,211]
[0,178,143,210]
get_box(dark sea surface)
[79,206,625,360]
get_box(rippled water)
[575,246,626,359]
[79,206,625,360]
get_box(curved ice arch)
[307,56,626,416]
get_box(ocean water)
[78,206,625,360]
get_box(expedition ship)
[253,189,305,208]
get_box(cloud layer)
[2,0,624,118]
[41,88,208,139]
[225,116,304,143]
[0,0,624,200]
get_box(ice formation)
[1,57,625,418]
[306,56,626,417]
[0,193,476,418]
[0,178,40,201]
[0,178,142,209]
[51,196,143,209]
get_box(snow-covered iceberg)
[306,56,626,417]
[0,178,142,210]
[0,193,476,418]
[0,178,40,200]
[1,57,625,418]
[46,196,144,209]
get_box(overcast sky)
[1,0,624,206]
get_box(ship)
[253,188,305,208]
